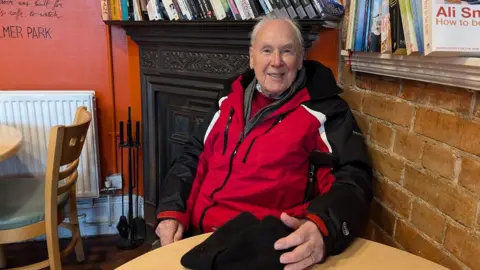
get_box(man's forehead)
[253,20,298,46]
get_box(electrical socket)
[106,173,123,189]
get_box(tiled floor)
[3,235,152,270]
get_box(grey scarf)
[242,67,307,137]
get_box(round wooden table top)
[0,124,23,162]
[116,233,448,270]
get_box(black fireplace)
[106,20,329,240]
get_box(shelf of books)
[344,0,480,91]
[100,0,345,29]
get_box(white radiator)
[0,91,101,198]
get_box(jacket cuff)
[157,211,190,231]
[305,213,329,237]
[305,213,334,261]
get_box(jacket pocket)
[222,107,234,155]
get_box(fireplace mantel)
[106,19,335,240]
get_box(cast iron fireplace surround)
[108,20,327,239]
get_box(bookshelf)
[343,0,480,91]
[103,18,336,27]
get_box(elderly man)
[155,16,372,270]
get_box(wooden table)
[0,124,23,162]
[116,233,448,270]
[0,124,22,268]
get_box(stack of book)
[346,0,480,57]
[100,0,345,23]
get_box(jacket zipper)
[242,115,284,163]
[198,109,291,231]
[199,131,244,232]
[222,108,234,155]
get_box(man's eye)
[262,49,272,53]
[282,49,293,54]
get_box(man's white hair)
[249,14,304,49]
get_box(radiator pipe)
[106,24,119,174]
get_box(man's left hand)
[274,213,325,270]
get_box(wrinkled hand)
[155,219,185,246]
[274,213,325,270]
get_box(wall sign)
[0,0,64,39]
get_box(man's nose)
[271,50,282,67]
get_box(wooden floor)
[3,235,152,270]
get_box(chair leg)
[46,220,62,270]
[68,189,85,262]
[0,244,6,269]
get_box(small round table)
[0,124,23,162]
[0,124,22,268]
[116,233,448,270]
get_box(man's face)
[249,20,303,96]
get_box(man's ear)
[249,46,254,69]
[298,49,304,70]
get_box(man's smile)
[267,72,285,79]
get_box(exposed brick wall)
[339,68,480,270]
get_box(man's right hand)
[155,219,185,246]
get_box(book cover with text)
[423,0,480,56]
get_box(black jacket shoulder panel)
[303,60,343,100]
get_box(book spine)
[248,0,263,17]
[211,0,227,19]
[389,0,406,54]
[204,0,216,18]
[345,0,356,49]
[299,0,317,18]
[312,0,339,20]
[422,0,431,55]
[197,0,209,18]
[147,0,156,19]
[367,0,382,52]
[406,0,418,54]
[362,0,371,51]
[317,0,343,17]
[282,0,299,18]
[110,0,120,20]
[155,0,165,19]
[165,0,181,19]
[258,0,271,15]
[381,0,392,53]
[220,0,234,18]
[264,0,274,13]
[398,0,414,54]
[227,0,242,19]
[101,0,110,20]
[161,0,172,19]
[190,0,202,19]
[120,0,130,20]
[140,0,148,11]
[290,0,307,18]
[274,0,289,18]
[179,0,194,19]
[171,0,185,19]
[241,0,255,18]
[353,0,366,51]
[268,0,281,17]
[233,0,247,19]
[410,0,424,54]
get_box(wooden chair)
[0,106,91,269]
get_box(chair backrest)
[44,106,92,216]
